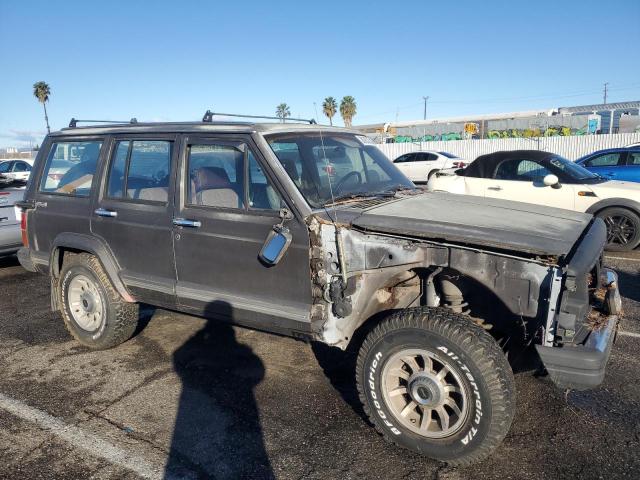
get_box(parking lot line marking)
[604,255,640,263]
[0,392,164,479]
[618,330,640,338]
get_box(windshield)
[548,155,602,182]
[438,151,460,159]
[266,133,414,207]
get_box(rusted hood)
[349,191,593,257]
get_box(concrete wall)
[376,132,640,161]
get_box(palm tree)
[322,97,337,126]
[340,96,357,127]
[33,81,51,133]
[275,103,291,123]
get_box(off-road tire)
[356,307,515,466]
[58,253,139,349]
[596,207,640,252]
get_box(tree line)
[276,96,357,126]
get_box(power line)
[356,83,640,120]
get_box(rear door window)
[584,152,624,167]
[13,162,31,172]
[106,140,171,203]
[495,159,550,181]
[40,141,103,196]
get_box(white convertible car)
[427,150,640,251]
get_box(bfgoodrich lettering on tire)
[59,253,139,350]
[356,307,515,466]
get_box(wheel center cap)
[408,375,442,406]
[80,293,95,313]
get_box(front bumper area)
[536,268,620,390]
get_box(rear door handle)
[488,186,503,191]
[173,218,201,228]
[95,208,118,218]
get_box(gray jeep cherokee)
[17,115,621,465]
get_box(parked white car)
[392,150,466,183]
[427,150,640,251]
[0,185,25,256]
[0,159,33,184]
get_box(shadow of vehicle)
[165,301,273,479]
[311,341,366,422]
[0,255,20,269]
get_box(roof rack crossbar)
[202,110,316,124]
[68,118,138,128]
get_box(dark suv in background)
[17,116,621,465]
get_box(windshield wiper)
[323,191,395,207]
[377,184,417,195]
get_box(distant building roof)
[354,100,640,132]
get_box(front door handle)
[488,186,503,191]
[173,218,201,228]
[95,208,118,218]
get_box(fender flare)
[585,198,640,216]
[50,233,135,302]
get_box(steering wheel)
[334,171,362,193]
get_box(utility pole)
[603,82,609,104]
[423,96,429,120]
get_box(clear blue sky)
[1,0,639,148]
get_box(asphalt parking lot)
[0,254,638,480]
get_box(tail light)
[48,173,63,182]
[452,161,466,168]
[20,209,28,247]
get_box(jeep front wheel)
[356,307,515,466]
[59,253,139,349]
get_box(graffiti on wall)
[486,125,589,139]
[394,125,589,142]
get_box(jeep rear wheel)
[356,307,515,466]
[59,253,139,349]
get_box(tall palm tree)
[33,81,51,133]
[322,97,337,126]
[275,103,291,123]
[340,96,357,127]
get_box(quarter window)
[187,144,245,209]
[40,141,103,196]
[107,140,171,203]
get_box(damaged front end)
[536,219,621,390]
[306,213,555,351]
[308,216,425,348]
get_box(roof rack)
[202,110,316,124]
[68,118,138,128]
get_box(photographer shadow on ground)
[165,301,273,480]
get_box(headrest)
[193,166,231,191]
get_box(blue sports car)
[575,146,640,183]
